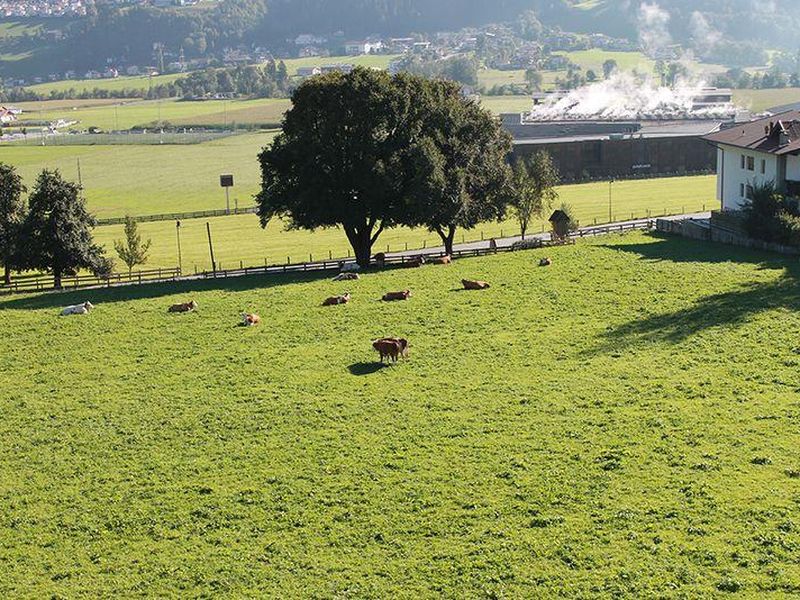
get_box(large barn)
[502,85,743,181]
[504,115,725,181]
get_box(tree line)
[257,67,559,265]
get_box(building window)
[747,156,755,171]
[746,185,754,200]
[741,155,746,169]
[740,183,745,197]
[761,159,766,174]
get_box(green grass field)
[89,176,717,272]
[13,98,291,131]
[1,132,275,217]
[733,88,800,112]
[1,231,799,596]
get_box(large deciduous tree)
[403,78,514,256]
[511,151,560,240]
[256,67,426,267]
[0,163,27,285]
[18,170,107,289]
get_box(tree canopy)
[257,67,513,264]
[402,78,513,255]
[18,170,106,289]
[257,68,426,266]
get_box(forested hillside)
[4,0,800,78]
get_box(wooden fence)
[0,219,655,296]
[97,206,257,226]
[0,267,181,294]
[197,220,656,280]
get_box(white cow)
[61,301,94,316]
[339,262,361,273]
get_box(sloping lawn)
[0,232,799,596]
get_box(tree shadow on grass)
[0,270,339,311]
[593,233,800,349]
[348,362,389,376]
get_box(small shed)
[549,209,571,241]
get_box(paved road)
[382,212,711,260]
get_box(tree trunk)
[520,223,527,240]
[436,225,457,256]
[3,262,10,286]
[344,221,384,268]
[53,268,62,290]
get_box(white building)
[704,111,800,211]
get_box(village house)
[703,111,800,210]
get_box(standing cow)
[372,338,409,363]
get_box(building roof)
[703,110,800,156]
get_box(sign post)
[220,174,234,214]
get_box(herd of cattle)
[58,254,552,364]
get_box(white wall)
[717,144,779,211]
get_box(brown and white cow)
[168,300,198,313]
[241,313,261,327]
[539,257,552,267]
[372,337,409,363]
[382,290,411,302]
[462,279,490,290]
[432,255,452,265]
[322,292,351,306]
[404,255,426,268]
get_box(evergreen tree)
[0,163,27,285]
[18,170,106,289]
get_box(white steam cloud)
[689,11,722,56]
[638,2,672,55]
[526,73,737,121]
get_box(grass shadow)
[592,233,800,350]
[0,269,341,311]
[348,362,389,376]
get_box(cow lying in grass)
[539,257,552,267]
[432,255,451,265]
[61,301,94,316]
[372,338,409,363]
[332,273,359,281]
[339,262,360,273]
[168,300,198,313]
[241,313,261,327]
[322,293,351,306]
[404,256,426,268]
[462,279,490,290]
[382,290,411,302]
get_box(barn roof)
[549,210,570,223]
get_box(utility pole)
[176,220,182,274]
[608,179,614,223]
[77,158,82,186]
[206,222,217,277]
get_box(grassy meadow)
[88,175,718,272]
[1,231,799,596]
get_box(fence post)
[240,260,243,270]
[423,240,426,249]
